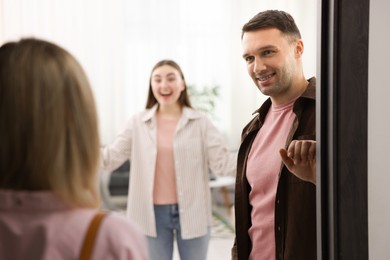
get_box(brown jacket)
[232,78,316,260]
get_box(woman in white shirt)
[0,38,148,260]
[101,60,236,260]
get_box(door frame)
[317,0,369,259]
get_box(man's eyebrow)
[242,45,278,58]
[259,45,277,50]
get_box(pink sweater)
[0,190,148,260]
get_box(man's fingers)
[279,149,294,169]
[300,141,311,163]
[308,141,316,161]
[287,140,296,158]
[287,140,316,163]
[280,141,317,185]
[300,140,316,161]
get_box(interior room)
[9,0,390,259]
[0,0,318,259]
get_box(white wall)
[368,0,390,258]
[0,0,317,150]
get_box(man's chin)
[257,85,273,95]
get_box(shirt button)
[278,226,281,231]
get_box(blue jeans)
[146,204,210,260]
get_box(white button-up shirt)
[101,105,236,239]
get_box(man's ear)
[295,39,304,58]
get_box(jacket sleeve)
[231,237,238,260]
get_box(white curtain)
[0,0,317,149]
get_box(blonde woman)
[101,60,237,260]
[0,38,148,260]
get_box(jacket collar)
[300,77,316,100]
[252,77,316,116]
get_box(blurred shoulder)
[121,106,157,128]
[96,211,148,259]
[102,211,143,236]
[182,106,209,121]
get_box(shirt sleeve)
[203,116,238,177]
[100,118,133,172]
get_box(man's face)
[242,28,302,104]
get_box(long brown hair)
[145,59,192,109]
[0,38,100,208]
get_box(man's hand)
[279,140,316,185]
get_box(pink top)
[0,190,148,260]
[246,99,296,260]
[153,115,179,204]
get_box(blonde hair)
[0,38,100,208]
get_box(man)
[232,10,316,260]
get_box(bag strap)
[79,211,108,260]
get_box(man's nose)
[253,58,266,73]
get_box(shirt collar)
[141,104,201,123]
[0,189,69,212]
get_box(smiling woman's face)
[150,64,185,108]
